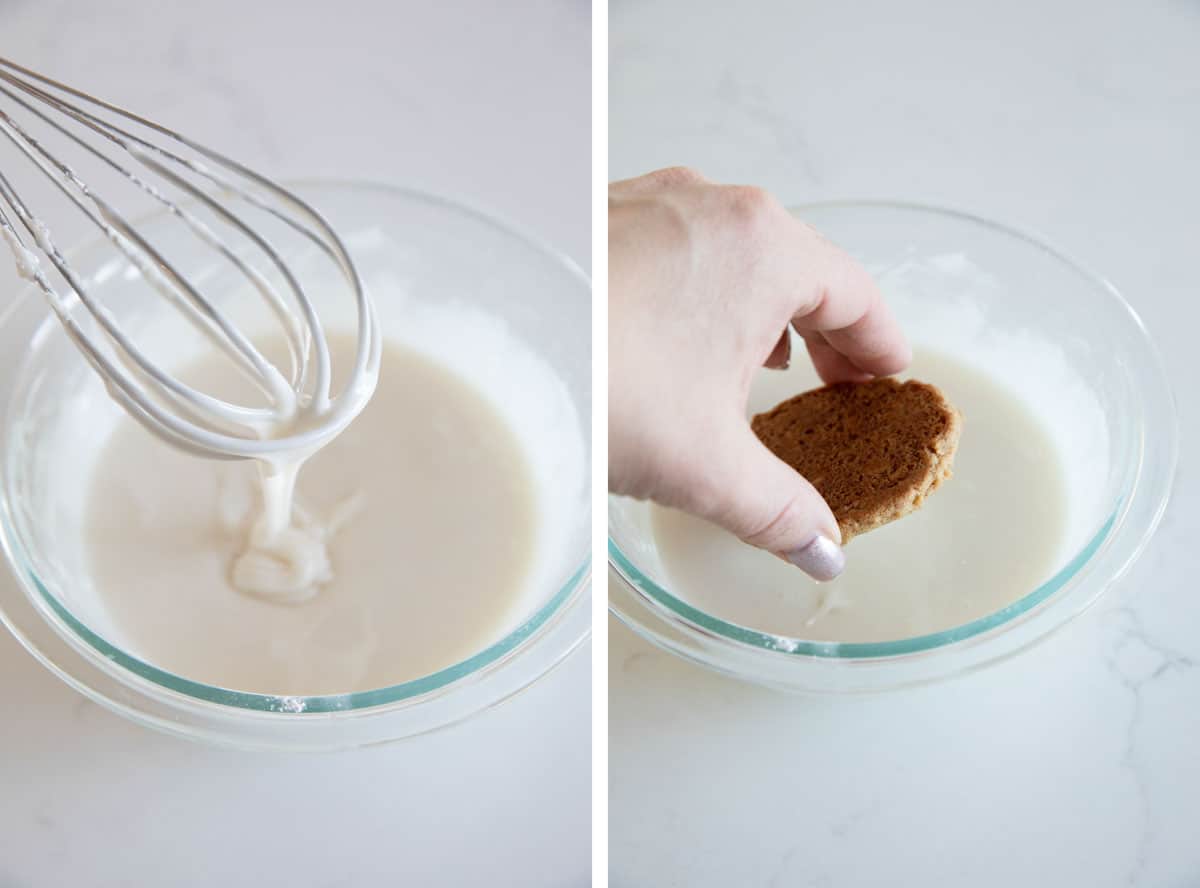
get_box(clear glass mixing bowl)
[0,181,591,749]
[609,202,1176,693]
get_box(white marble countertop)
[0,2,589,886]
[610,0,1199,885]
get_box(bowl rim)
[608,199,1178,668]
[0,178,592,729]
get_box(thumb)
[699,426,846,581]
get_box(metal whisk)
[0,57,380,461]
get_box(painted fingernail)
[784,534,845,581]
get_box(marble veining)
[0,2,589,886]
[610,0,1200,884]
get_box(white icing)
[0,223,40,281]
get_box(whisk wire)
[0,56,380,461]
[0,105,290,435]
[0,58,350,408]
[0,72,307,406]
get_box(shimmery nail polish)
[784,534,845,581]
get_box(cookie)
[751,378,961,542]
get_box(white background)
[0,2,590,886]
[610,0,1200,885]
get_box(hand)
[608,167,910,579]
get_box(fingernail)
[784,534,845,581]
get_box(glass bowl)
[609,201,1176,693]
[0,181,591,749]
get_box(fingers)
[687,425,845,581]
[612,172,910,385]
[763,329,791,370]
[788,234,911,379]
[610,166,709,195]
[796,330,874,384]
